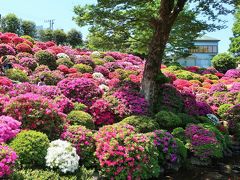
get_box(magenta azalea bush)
[0,145,18,178]
[0,116,21,143]
[3,93,65,139]
[185,124,223,160]
[57,78,103,106]
[94,124,160,179]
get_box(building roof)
[195,35,220,42]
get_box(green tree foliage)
[39,29,54,42]
[21,20,37,37]
[53,29,67,45]
[67,29,83,47]
[0,13,21,34]
[229,7,240,57]
[74,0,235,111]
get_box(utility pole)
[44,19,55,30]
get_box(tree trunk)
[142,22,170,113]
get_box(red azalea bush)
[94,124,160,179]
[0,76,13,94]
[16,43,32,53]
[0,116,21,143]
[90,99,115,126]
[3,93,65,139]
[57,78,103,106]
[61,125,95,167]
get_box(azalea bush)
[61,125,96,167]
[5,68,29,82]
[35,50,57,70]
[45,139,80,173]
[67,110,94,129]
[9,130,49,167]
[57,78,103,106]
[94,124,160,179]
[0,145,18,178]
[0,116,21,143]
[3,93,65,139]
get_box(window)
[190,45,218,53]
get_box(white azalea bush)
[92,72,104,79]
[45,139,80,173]
[57,53,70,59]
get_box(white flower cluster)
[93,72,104,79]
[91,51,101,58]
[45,139,80,173]
[57,53,70,59]
[99,84,109,92]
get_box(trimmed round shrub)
[94,124,160,179]
[90,99,115,126]
[217,104,233,118]
[203,74,219,80]
[224,69,240,78]
[3,93,65,139]
[45,139,80,173]
[57,78,103,106]
[119,115,159,133]
[172,127,186,143]
[56,58,74,68]
[61,125,95,167]
[67,110,94,129]
[0,145,18,178]
[19,57,37,71]
[54,95,74,114]
[155,111,182,129]
[21,35,35,44]
[177,113,199,127]
[31,70,64,85]
[93,58,104,65]
[9,130,49,167]
[212,53,236,73]
[0,116,21,143]
[35,50,57,70]
[5,69,29,82]
[104,55,115,62]
[0,76,13,94]
[73,102,87,111]
[73,64,93,73]
[175,138,187,163]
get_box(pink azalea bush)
[0,116,21,143]
[0,145,18,178]
[3,93,65,139]
[61,125,95,167]
[57,78,103,106]
[90,99,115,126]
[94,124,160,179]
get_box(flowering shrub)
[0,44,16,56]
[150,130,178,168]
[54,95,74,114]
[185,124,223,160]
[61,125,95,167]
[90,99,115,126]
[230,82,240,93]
[95,124,160,179]
[0,76,13,94]
[19,57,37,71]
[73,64,93,73]
[224,69,240,78]
[45,139,80,173]
[209,83,227,94]
[4,93,65,139]
[0,116,21,143]
[16,43,32,53]
[0,145,18,178]
[56,57,74,68]
[9,130,49,167]
[57,78,103,106]
[31,70,64,85]
[94,65,110,77]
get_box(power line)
[44,19,55,30]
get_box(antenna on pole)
[44,19,55,30]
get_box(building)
[178,35,220,68]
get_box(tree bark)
[141,0,187,113]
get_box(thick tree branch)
[169,0,187,24]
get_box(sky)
[0,0,235,53]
